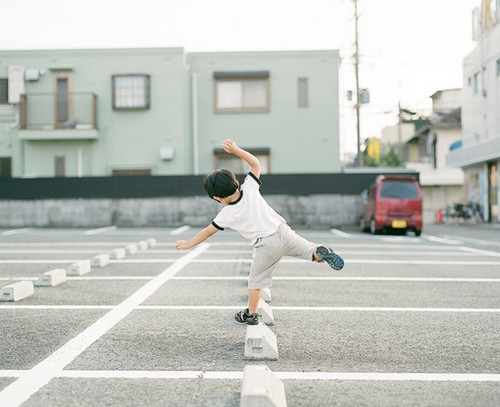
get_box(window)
[380,182,419,199]
[214,147,270,174]
[214,71,269,113]
[55,156,66,177]
[0,78,8,104]
[497,59,500,77]
[298,78,308,108]
[0,157,12,177]
[112,169,152,176]
[53,72,73,128]
[473,73,479,95]
[112,74,150,110]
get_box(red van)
[360,175,423,236]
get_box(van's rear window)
[380,182,419,198]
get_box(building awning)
[213,71,269,79]
[446,137,500,167]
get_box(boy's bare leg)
[248,289,261,314]
[313,247,322,262]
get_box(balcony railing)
[20,92,97,130]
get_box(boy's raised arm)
[175,224,218,250]
[221,139,261,178]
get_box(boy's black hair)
[203,169,239,199]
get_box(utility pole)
[397,100,402,155]
[353,0,363,167]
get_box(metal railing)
[19,92,97,130]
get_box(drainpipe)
[192,73,199,175]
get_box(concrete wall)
[0,194,361,229]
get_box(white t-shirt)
[212,172,286,244]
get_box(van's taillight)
[415,216,422,224]
[375,216,384,222]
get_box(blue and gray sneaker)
[316,246,344,271]
[234,308,259,325]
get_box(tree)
[380,146,404,167]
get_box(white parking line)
[84,226,117,235]
[422,234,463,245]
[137,306,500,313]
[2,305,499,313]
[330,229,352,238]
[0,243,209,407]
[1,228,32,236]
[1,369,498,382]
[460,246,500,258]
[4,276,500,283]
[170,225,191,235]
[2,258,500,266]
[172,276,500,283]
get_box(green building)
[0,47,340,178]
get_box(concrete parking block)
[125,244,138,255]
[240,365,287,407]
[92,254,110,268]
[137,240,148,250]
[0,280,34,301]
[34,269,66,287]
[261,288,272,302]
[66,260,91,276]
[110,248,126,259]
[147,238,157,247]
[244,323,278,360]
[258,299,274,326]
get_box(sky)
[0,0,481,157]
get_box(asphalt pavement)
[0,224,499,406]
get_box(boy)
[175,139,344,325]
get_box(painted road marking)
[330,229,352,238]
[84,226,117,235]
[170,225,191,235]
[0,369,498,382]
[0,243,209,407]
[3,276,500,283]
[2,305,499,313]
[2,258,500,266]
[422,234,463,245]
[460,246,500,257]
[1,228,32,236]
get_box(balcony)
[19,93,98,141]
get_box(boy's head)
[204,169,239,202]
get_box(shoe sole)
[317,246,344,271]
[234,312,259,325]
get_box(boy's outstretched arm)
[222,139,261,178]
[175,224,218,250]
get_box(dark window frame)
[213,71,270,113]
[0,78,8,104]
[112,74,151,110]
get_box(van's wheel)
[360,217,368,233]
[415,230,421,237]
[370,219,379,235]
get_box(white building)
[447,0,500,222]
[406,89,464,223]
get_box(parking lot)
[0,225,499,406]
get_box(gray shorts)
[248,223,316,290]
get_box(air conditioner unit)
[159,147,175,161]
[25,69,41,81]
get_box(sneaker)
[316,246,344,271]
[234,308,259,325]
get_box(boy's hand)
[175,240,190,250]
[222,139,239,154]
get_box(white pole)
[192,73,199,175]
[77,149,83,177]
